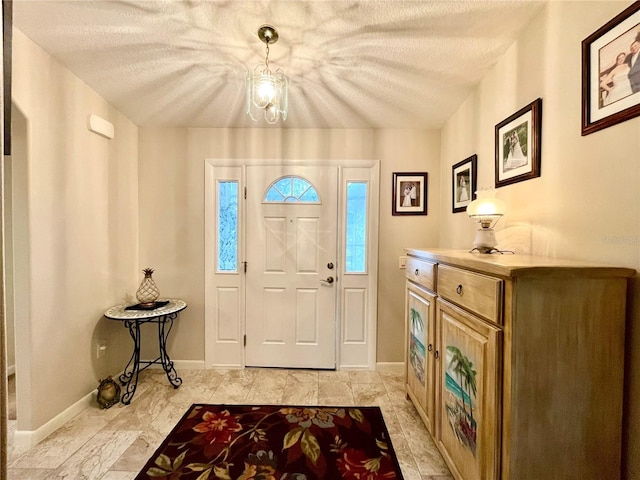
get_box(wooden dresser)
[403,248,634,480]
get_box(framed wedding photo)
[495,98,542,188]
[392,172,428,216]
[452,154,477,213]
[582,2,640,136]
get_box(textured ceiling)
[13,0,545,129]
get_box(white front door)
[245,166,338,368]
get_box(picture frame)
[392,172,428,216]
[495,98,542,188]
[452,154,477,213]
[581,2,640,136]
[3,0,12,155]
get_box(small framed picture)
[581,2,640,136]
[452,154,477,213]
[392,172,428,216]
[495,98,542,188]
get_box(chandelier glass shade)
[246,25,288,124]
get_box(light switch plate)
[399,256,407,269]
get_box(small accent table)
[104,299,186,404]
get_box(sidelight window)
[217,180,238,272]
[345,181,367,273]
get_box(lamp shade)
[467,189,506,221]
[246,65,288,124]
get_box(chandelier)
[246,25,288,124]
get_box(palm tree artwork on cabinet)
[445,345,478,455]
[409,307,426,385]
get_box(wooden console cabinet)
[404,248,634,480]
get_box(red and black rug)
[136,404,404,479]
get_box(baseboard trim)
[375,362,404,374]
[13,389,94,451]
[168,359,206,370]
[10,360,196,452]
[206,363,243,369]
[337,365,374,371]
[136,359,206,371]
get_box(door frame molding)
[205,158,380,370]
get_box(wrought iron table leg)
[158,313,182,388]
[119,319,142,404]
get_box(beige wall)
[438,2,640,477]
[138,128,440,364]
[10,23,442,431]
[10,29,140,430]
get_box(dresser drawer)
[406,256,436,291]
[438,264,503,323]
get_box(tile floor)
[7,368,453,479]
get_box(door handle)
[320,276,334,285]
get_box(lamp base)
[469,246,514,255]
[470,228,515,254]
[472,227,497,253]
[470,246,500,254]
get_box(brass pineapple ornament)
[136,267,160,305]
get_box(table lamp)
[467,189,506,254]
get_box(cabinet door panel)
[436,299,501,480]
[405,281,436,433]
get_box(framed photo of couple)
[495,98,542,188]
[582,2,640,136]
[392,172,427,216]
[452,154,477,213]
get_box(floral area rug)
[136,404,404,479]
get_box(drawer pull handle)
[434,350,439,359]
[456,284,463,295]
[427,344,433,352]
[414,269,419,276]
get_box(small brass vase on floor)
[96,376,121,409]
[136,267,160,305]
